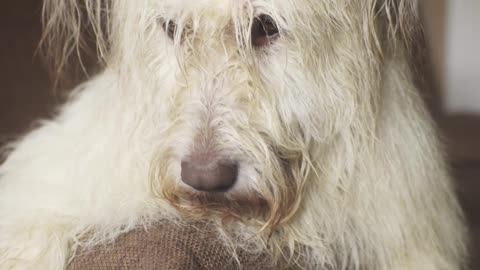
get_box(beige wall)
[422,0,480,115]
[445,0,480,114]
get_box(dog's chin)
[163,185,270,221]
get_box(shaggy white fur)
[0,0,467,269]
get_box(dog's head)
[42,0,419,229]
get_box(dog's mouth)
[163,185,270,221]
[160,159,304,233]
[152,143,307,231]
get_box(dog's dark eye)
[251,14,279,47]
[162,20,177,40]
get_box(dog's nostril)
[181,161,238,192]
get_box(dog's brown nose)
[181,161,238,192]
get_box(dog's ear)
[380,0,420,43]
[363,0,420,56]
[40,0,111,89]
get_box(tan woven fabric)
[68,223,290,270]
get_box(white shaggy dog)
[0,0,468,269]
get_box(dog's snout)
[181,160,238,192]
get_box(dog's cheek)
[270,74,355,143]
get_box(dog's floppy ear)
[363,0,420,56]
[40,0,112,87]
[379,0,419,42]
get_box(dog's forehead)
[157,0,233,16]
[154,0,293,19]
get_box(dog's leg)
[0,74,150,270]
[0,135,79,269]
[0,215,71,270]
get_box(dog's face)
[119,0,383,226]
[43,0,413,227]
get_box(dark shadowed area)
[1,1,479,269]
[0,1,54,141]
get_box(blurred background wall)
[1,1,479,268]
[0,1,54,141]
[445,0,480,114]
[423,0,480,115]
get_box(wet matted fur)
[0,0,467,269]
